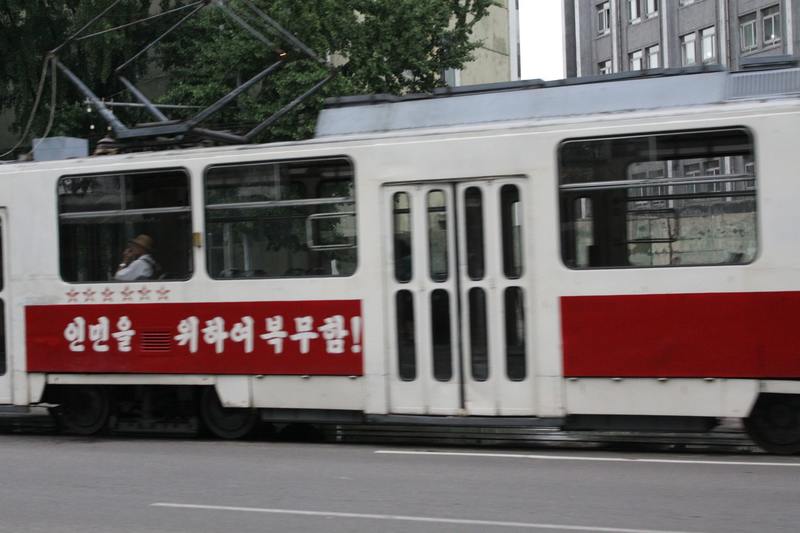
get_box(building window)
[58,169,192,283]
[598,59,612,75]
[740,13,757,52]
[597,2,610,34]
[558,128,757,268]
[679,0,695,6]
[646,44,660,68]
[645,0,658,16]
[701,26,716,63]
[762,5,781,45]
[629,49,643,71]
[205,158,356,279]
[627,0,640,22]
[680,33,696,66]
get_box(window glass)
[427,190,449,282]
[501,185,523,279]
[0,303,5,376]
[504,287,526,381]
[646,44,660,69]
[559,128,757,269]
[393,192,412,283]
[701,27,716,63]
[464,187,485,280]
[597,2,610,34]
[430,289,453,382]
[740,13,757,51]
[396,290,416,381]
[680,33,696,66]
[205,158,355,278]
[469,287,489,382]
[762,5,781,45]
[629,49,643,71]
[58,169,192,283]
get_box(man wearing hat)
[115,234,158,281]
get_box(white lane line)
[151,502,705,533]
[375,450,800,467]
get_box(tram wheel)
[744,394,800,455]
[50,386,111,436]
[199,388,258,440]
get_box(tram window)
[58,169,192,283]
[396,290,417,381]
[430,289,453,382]
[500,185,523,279]
[205,158,355,279]
[464,187,485,280]
[427,190,449,282]
[504,287,526,381]
[469,287,489,382]
[0,304,4,376]
[393,192,412,283]
[559,128,757,268]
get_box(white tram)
[0,66,799,452]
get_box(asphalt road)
[0,435,798,533]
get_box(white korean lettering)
[203,317,229,354]
[112,316,136,352]
[63,317,86,352]
[289,316,319,354]
[230,316,255,354]
[259,316,288,354]
[318,315,349,354]
[88,316,110,352]
[175,316,200,354]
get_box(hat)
[129,234,153,252]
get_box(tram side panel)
[553,110,800,419]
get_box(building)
[448,0,521,85]
[564,0,797,77]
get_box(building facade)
[564,0,797,77]
[448,0,521,85]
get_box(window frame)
[762,5,781,46]
[680,32,697,66]
[627,0,641,23]
[628,49,644,71]
[598,59,612,75]
[701,26,717,63]
[202,156,357,280]
[597,2,611,35]
[740,12,758,52]
[57,167,194,284]
[646,44,660,69]
[557,127,759,270]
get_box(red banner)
[26,300,363,375]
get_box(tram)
[0,65,799,453]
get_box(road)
[0,435,798,533]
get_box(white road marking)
[151,502,705,533]
[375,449,800,467]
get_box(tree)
[0,0,155,154]
[1,0,494,153]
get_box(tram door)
[0,210,9,405]
[385,178,534,415]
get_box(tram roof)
[316,61,800,138]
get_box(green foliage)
[1,0,494,150]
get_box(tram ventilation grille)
[140,331,173,352]
[727,68,800,99]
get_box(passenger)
[114,234,159,281]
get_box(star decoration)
[137,286,151,301]
[156,286,171,301]
[82,288,96,302]
[101,287,115,302]
[120,286,134,301]
[66,289,79,303]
